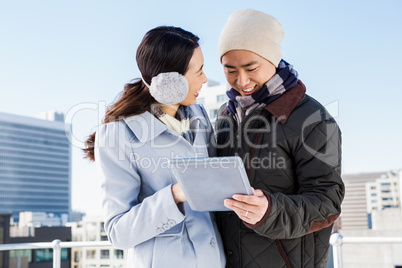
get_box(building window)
[86,250,96,259]
[9,249,32,263]
[85,222,97,241]
[74,251,81,262]
[100,265,110,268]
[210,109,218,119]
[36,249,53,262]
[101,249,110,259]
[36,249,67,262]
[217,94,227,103]
[114,249,124,259]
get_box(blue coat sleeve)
[95,121,186,249]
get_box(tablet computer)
[169,156,252,211]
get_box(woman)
[83,26,225,267]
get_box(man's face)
[222,50,276,96]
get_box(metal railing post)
[52,239,61,268]
[330,233,343,268]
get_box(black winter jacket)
[215,81,345,268]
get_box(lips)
[240,85,257,95]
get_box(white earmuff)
[141,72,189,105]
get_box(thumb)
[252,187,265,197]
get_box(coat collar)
[123,105,208,142]
[264,80,306,124]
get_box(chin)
[180,99,196,107]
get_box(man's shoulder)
[217,103,228,116]
[287,94,338,128]
[295,94,326,114]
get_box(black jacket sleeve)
[252,113,345,239]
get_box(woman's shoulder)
[188,103,203,113]
[97,112,152,140]
[188,104,211,127]
[188,103,208,118]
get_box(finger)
[253,189,265,197]
[232,206,252,219]
[224,199,250,212]
[251,187,256,195]
[233,194,265,206]
[232,207,259,224]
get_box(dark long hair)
[83,26,200,161]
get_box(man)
[215,9,345,268]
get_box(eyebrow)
[224,61,258,69]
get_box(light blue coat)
[95,104,226,268]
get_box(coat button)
[156,228,164,234]
[228,250,233,255]
[162,224,170,230]
[210,238,216,247]
[167,219,176,226]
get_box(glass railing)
[329,233,402,268]
[2,235,402,268]
[0,240,112,268]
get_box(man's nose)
[237,71,250,88]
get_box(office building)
[0,111,72,221]
[68,216,126,268]
[366,170,401,228]
[338,172,385,230]
[1,213,72,268]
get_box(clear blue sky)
[1,0,401,215]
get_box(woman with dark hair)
[83,26,225,267]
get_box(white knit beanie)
[218,9,285,67]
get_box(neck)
[161,104,180,117]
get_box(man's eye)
[247,68,257,72]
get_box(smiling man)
[215,9,345,268]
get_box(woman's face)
[180,47,207,106]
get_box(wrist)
[172,184,186,204]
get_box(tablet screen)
[169,156,252,211]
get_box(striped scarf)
[226,60,298,123]
[150,105,194,144]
